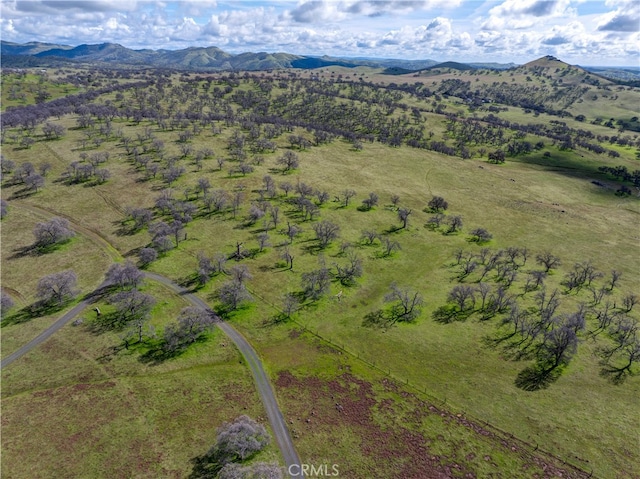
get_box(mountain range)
[1,41,518,72]
[3,41,638,84]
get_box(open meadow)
[1,61,639,478]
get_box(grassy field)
[1,72,81,111]
[1,280,280,478]
[1,65,639,478]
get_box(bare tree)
[381,236,401,257]
[536,251,561,273]
[105,260,144,290]
[168,220,185,246]
[469,228,492,243]
[426,214,445,230]
[539,320,579,371]
[196,177,211,197]
[36,270,78,306]
[204,189,229,213]
[282,293,300,318]
[428,195,448,212]
[334,251,363,286]
[231,191,244,219]
[33,217,75,248]
[361,229,379,245]
[361,192,379,210]
[279,181,293,196]
[269,205,280,229]
[384,283,424,323]
[397,207,412,229]
[447,284,476,312]
[109,289,155,324]
[277,151,299,173]
[256,232,270,252]
[301,264,331,301]
[207,415,271,466]
[230,264,252,285]
[312,220,340,248]
[39,162,52,177]
[25,173,45,192]
[446,215,463,234]
[315,190,330,205]
[138,247,158,266]
[608,270,622,291]
[622,293,638,313]
[340,189,356,207]
[163,306,217,353]
[525,270,547,292]
[110,289,155,344]
[125,207,153,232]
[286,222,302,244]
[247,204,265,224]
[280,247,294,270]
[218,280,252,312]
[197,252,216,285]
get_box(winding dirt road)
[2,203,303,477]
[144,272,303,477]
[0,282,109,369]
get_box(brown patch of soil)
[277,370,460,478]
[276,371,590,479]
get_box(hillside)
[0,41,453,72]
[1,57,638,479]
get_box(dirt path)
[2,203,303,477]
[145,272,303,477]
[0,281,110,369]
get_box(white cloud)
[0,0,636,65]
[596,0,639,32]
[286,0,461,24]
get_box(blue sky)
[1,1,638,65]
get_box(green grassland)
[1,71,81,110]
[1,65,639,478]
[1,279,280,478]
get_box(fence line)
[245,287,589,477]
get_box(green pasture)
[1,67,638,478]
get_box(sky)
[1,1,638,66]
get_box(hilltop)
[0,41,493,72]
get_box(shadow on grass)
[8,187,37,200]
[301,242,324,255]
[178,273,206,292]
[138,341,186,365]
[0,301,67,327]
[113,220,140,237]
[85,312,129,335]
[515,364,562,391]
[383,225,403,234]
[262,312,291,326]
[9,240,70,259]
[599,363,636,385]
[362,308,417,330]
[188,452,225,479]
[431,305,473,324]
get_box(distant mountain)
[425,61,476,71]
[583,66,640,83]
[0,41,443,72]
[35,43,150,64]
[1,41,73,56]
[0,41,567,75]
[522,55,569,69]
